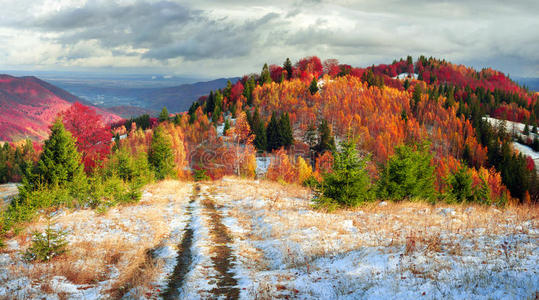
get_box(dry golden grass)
[0,180,192,298]
[203,177,538,297]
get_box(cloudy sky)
[0,0,537,78]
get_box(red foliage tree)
[61,102,112,172]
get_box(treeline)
[1,104,180,242]
[0,140,38,183]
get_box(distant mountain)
[51,77,240,113]
[140,78,240,112]
[0,75,121,142]
[515,77,539,92]
[103,105,157,119]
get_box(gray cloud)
[0,0,537,77]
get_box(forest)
[1,55,538,243]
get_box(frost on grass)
[1,178,537,299]
[209,177,539,300]
[0,180,192,299]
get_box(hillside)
[0,75,122,141]
[0,179,537,298]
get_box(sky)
[0,0,537,78]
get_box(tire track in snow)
[161,184,199,299]
[201,189,240,299]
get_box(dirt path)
[161,185,199,299]
[201,191,240,299]
[162,183,239,299]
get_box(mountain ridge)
[0,74,121,141]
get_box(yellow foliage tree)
[296,156,312,184]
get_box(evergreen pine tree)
[34,118,86,187]
[223,119,230,136]
[243,77,256,106]
[224,80,232,98]
[212,105,221,123]
[315,119,336,155]
[149,126,176,180]
[260,63,272,84]
[377,143,436,201]
[283,58,293,80]
[523,123,530,135]
[205,91,215,114]
[188,102,199,124]
[309,77,319,95]
[19,118,87,201]
[447,166,474,203]
[252,108,267,151]
[403,79,410,90]
[159,107,169,122]
[173,114,182,125]
[279,112,293,148]
[266,112,281,152]
[316,139,373,207]
[412,84,422,113]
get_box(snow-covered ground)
[484,116,539,170]
[0,183,19,210]
[393,73,418,80]
[1,178,538,299]
[484,116,539,140]
[209,178,538,299]
[0,180,192,299]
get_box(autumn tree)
[61,102,112,172]
[296,156,313,184]
[266,148,296,183]
[229,111,256,176]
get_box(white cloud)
[0,0,537,77]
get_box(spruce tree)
[377,143,436,201]
[266,112,281,152]
[309,77,319,95]
[315,119,336,155]
[316,139,373,207]
[252,108,267,151]
[19,118,86,201]
[205,91,215,114]
[279,112,293,147]
[412,84,422,113]
[447,166,474,203]
[223,119,230,136]
[173,113,182,125]
[260,63,272,84]
[283,58,293,80]
[403,79,410,90]
[243,77,256,106]
[34,118,86,187]
[149,126,176,180]
[523,123,530,135]
[159,107,169,122]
